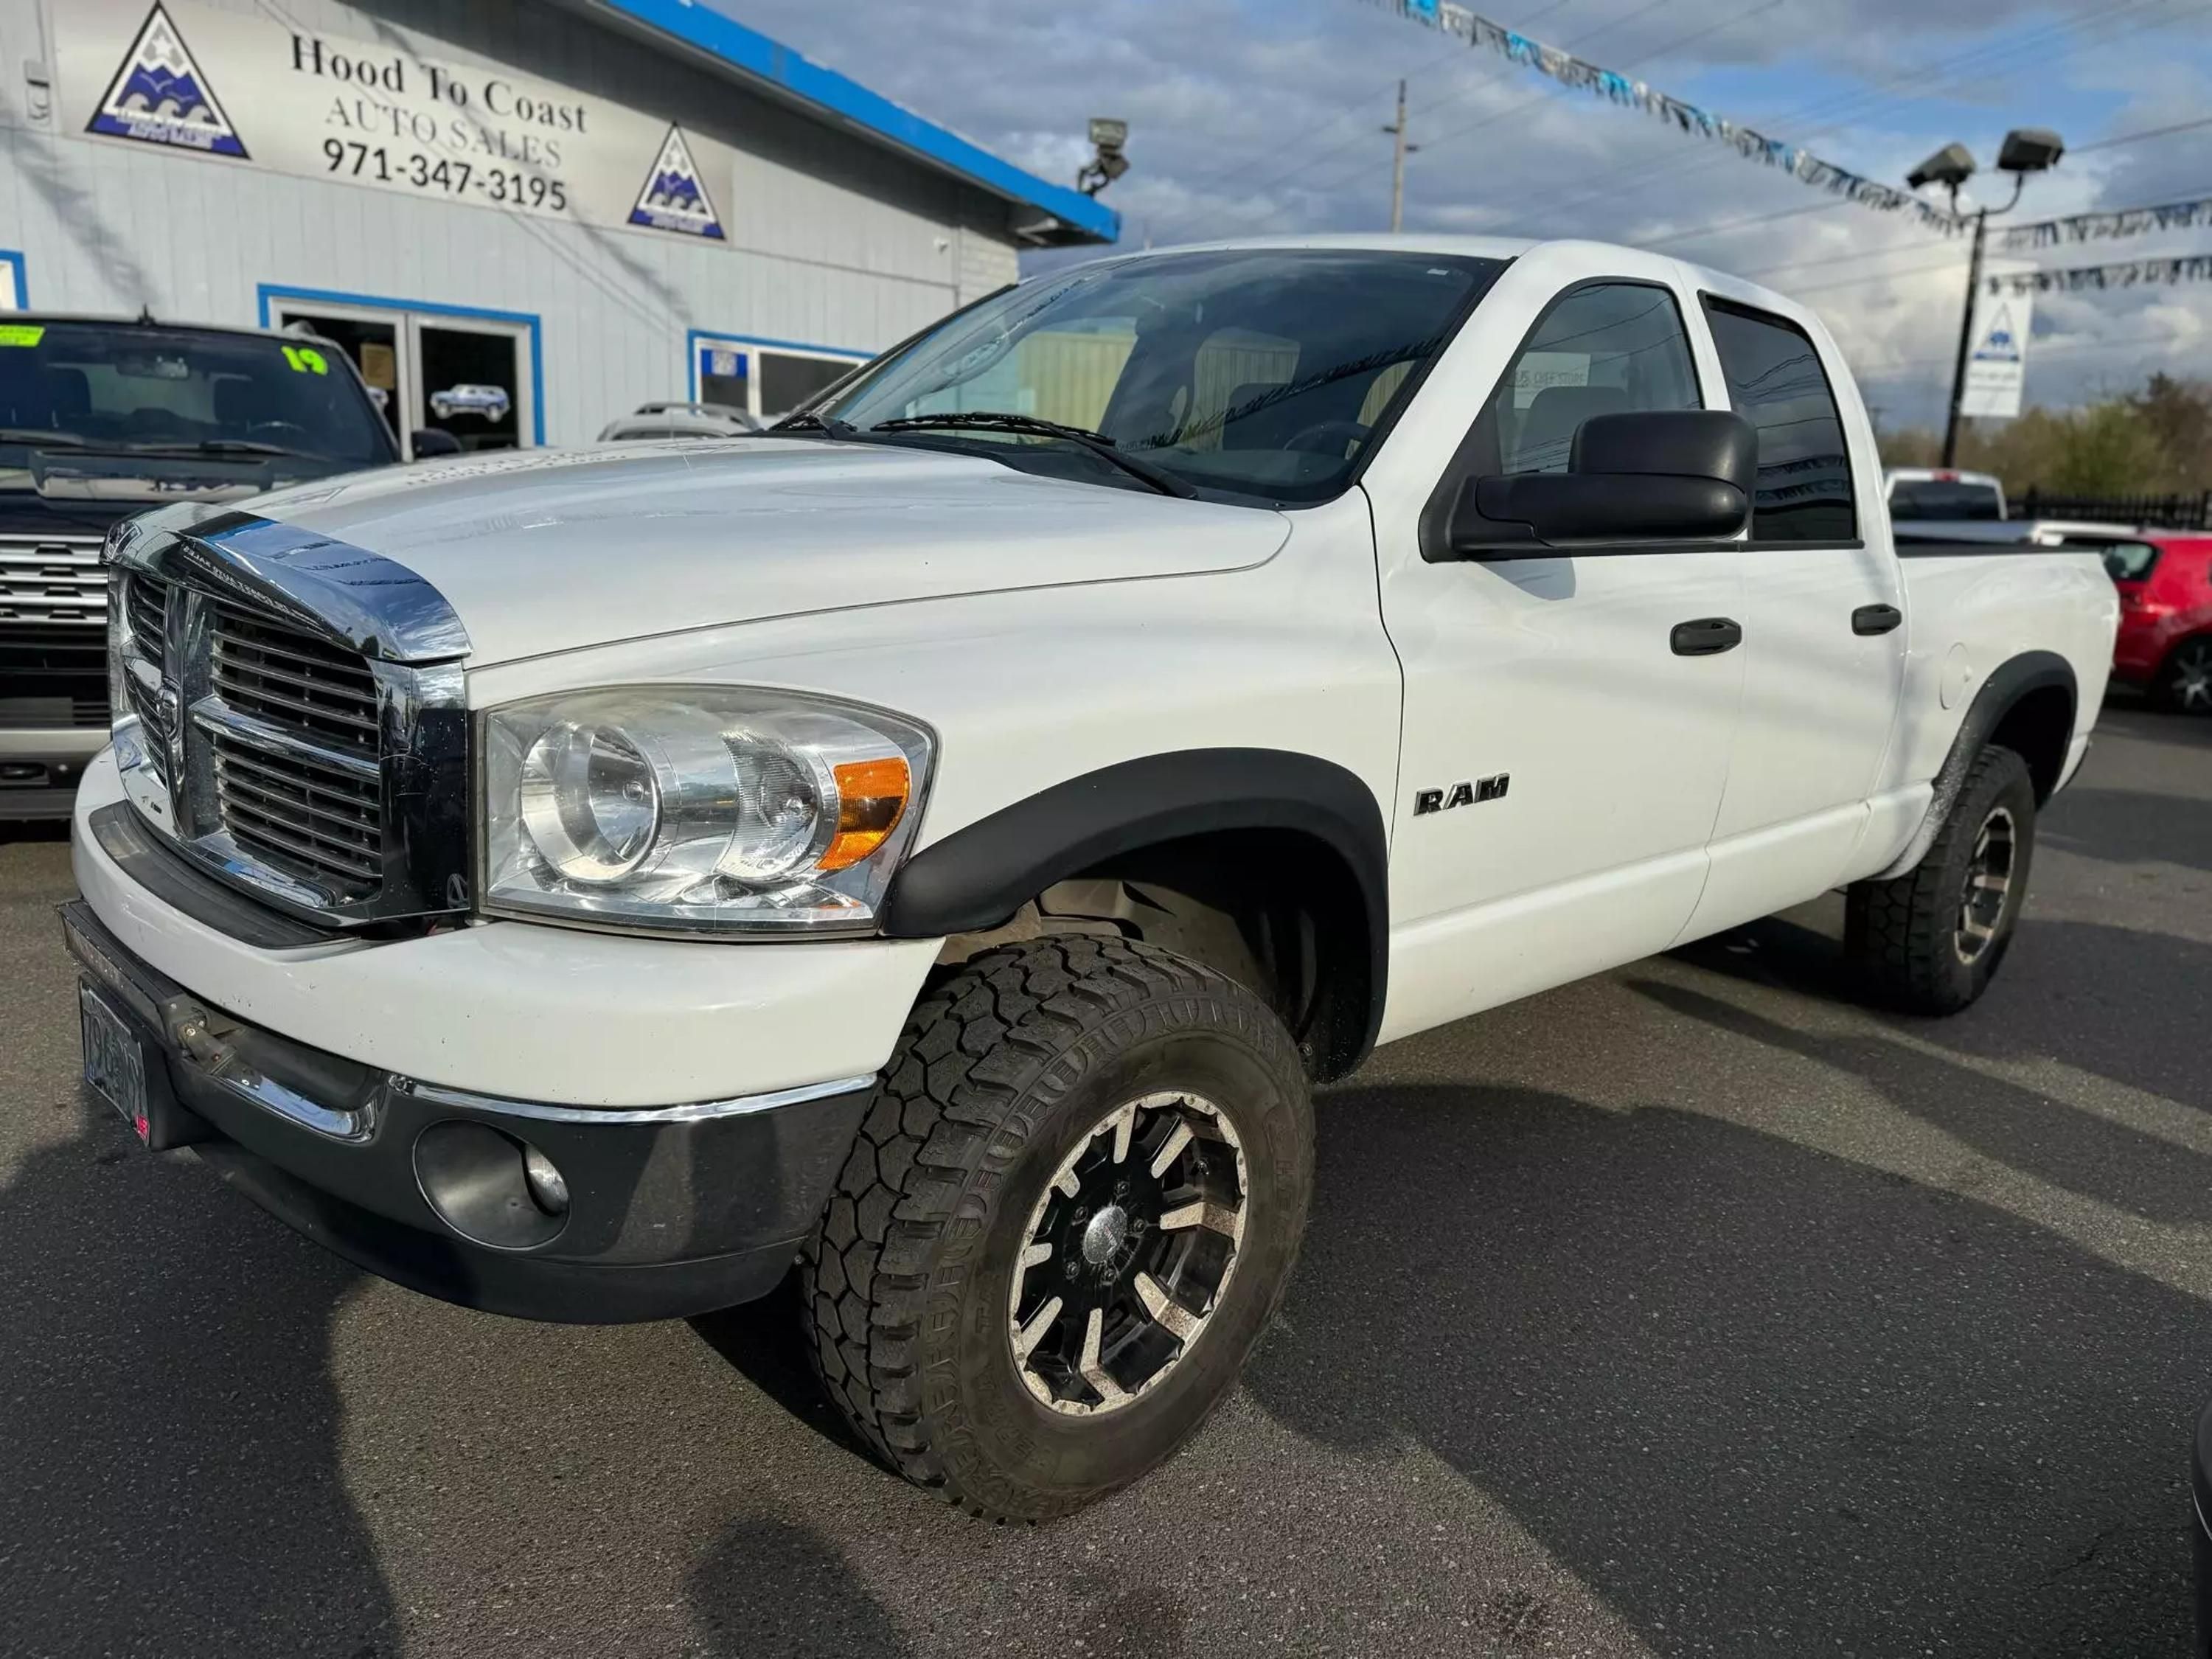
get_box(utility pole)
[1382,80,1417,233]
[1940,206,1990,467]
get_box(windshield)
[1889,478,2003,521]
[820,248,1503,504]
[0,321,394,467]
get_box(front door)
[1372,275,1745,1043]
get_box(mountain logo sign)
[630,127,725,239]
[89,3,248,159]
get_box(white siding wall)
[0,0,1034,442]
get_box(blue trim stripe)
[256,283,546,447]
[0,249,25,308]
[601,0,1119,245]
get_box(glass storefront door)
[270,299,532,459]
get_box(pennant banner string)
[2000,193,2212,250]
[1368,0,1966,234]
[1986,256,2212,293]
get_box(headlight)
[480,686,933,935]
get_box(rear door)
[1681,297,1905,939]
[1369,265,1746,1041]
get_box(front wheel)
[802,937,1312,1521]
[1844,744,2037,1015]
[2159,637,2212,714]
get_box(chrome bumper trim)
[392,1073,879,1125]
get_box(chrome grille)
[0,535,105,625]
[105,507,470,930]
[209,603,385,899]
[125,575,167,675]
[210,734,383,894]
[211,600,380,755]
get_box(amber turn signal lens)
[821,756,911,871]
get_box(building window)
[692,335,867,420]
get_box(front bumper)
[70,748,939,1106]
[65,899,874,1322]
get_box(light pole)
[1907,128,2065,467]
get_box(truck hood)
[247,439,1290,667]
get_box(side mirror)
[1447,409,1757,557]
[411,428,464,459]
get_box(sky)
[714,0,2212,430]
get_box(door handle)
[1852,603,1903,636]
[1670,616,1742,656]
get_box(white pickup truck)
[63,236,2115,1522]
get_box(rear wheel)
[1844,745,2037,1015]
[2158,637,2212,714]
[801,936,1312,1521]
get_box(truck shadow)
[1242,1080,2207,1658]
[1673,911,2212,1113]
[686,1512,913,1656]
[0,1111,400,1658]
[2041,785,2212,875]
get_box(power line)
[1200,0,1680,222]
[1156,0,1578,218]
[1550,0,2203,237]
[2074,113,2212,154]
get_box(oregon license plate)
[80,984,149,1139]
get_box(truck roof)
[1,312,306,344]
[1082,234,1827,336]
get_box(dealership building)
[0,0,1118,452]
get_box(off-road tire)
[1844,744,2037,1015]
[801,936,1312,1522]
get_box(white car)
[63,236,2115,1523]
[596,400,759,441]
[428,383,510,422]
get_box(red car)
[2107,532,2212,713]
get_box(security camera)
[1997,128,2065,174]
[1077,118,1130,197]
[1906,142,1977,192]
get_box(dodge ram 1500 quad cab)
[62,237,2117,1521]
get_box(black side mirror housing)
[1447,408,1758,557]
[411,428,464,459]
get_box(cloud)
[714,0,2212,425]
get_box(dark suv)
[1,316,398,817]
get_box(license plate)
[80,984,149,1140]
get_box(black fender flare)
[1873,649,2077,880]
[880,748,1391,1073]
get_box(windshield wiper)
[766,411,860,439]
[866,411,1197,499]
[0,428,86,447]
[133,439,296,458]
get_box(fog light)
[522,1144,570,1216]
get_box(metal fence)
[2014,490,2212,530]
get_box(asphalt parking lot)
[2,700,2208,1659]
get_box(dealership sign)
[62,0,734,241]
[1961,259,2035,420]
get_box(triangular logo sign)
[1974,303,2023,364]
[630,127,725,239]
[88,3,248,159]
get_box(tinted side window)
[1475,282,1702,476]
[1703,300,1857,541]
